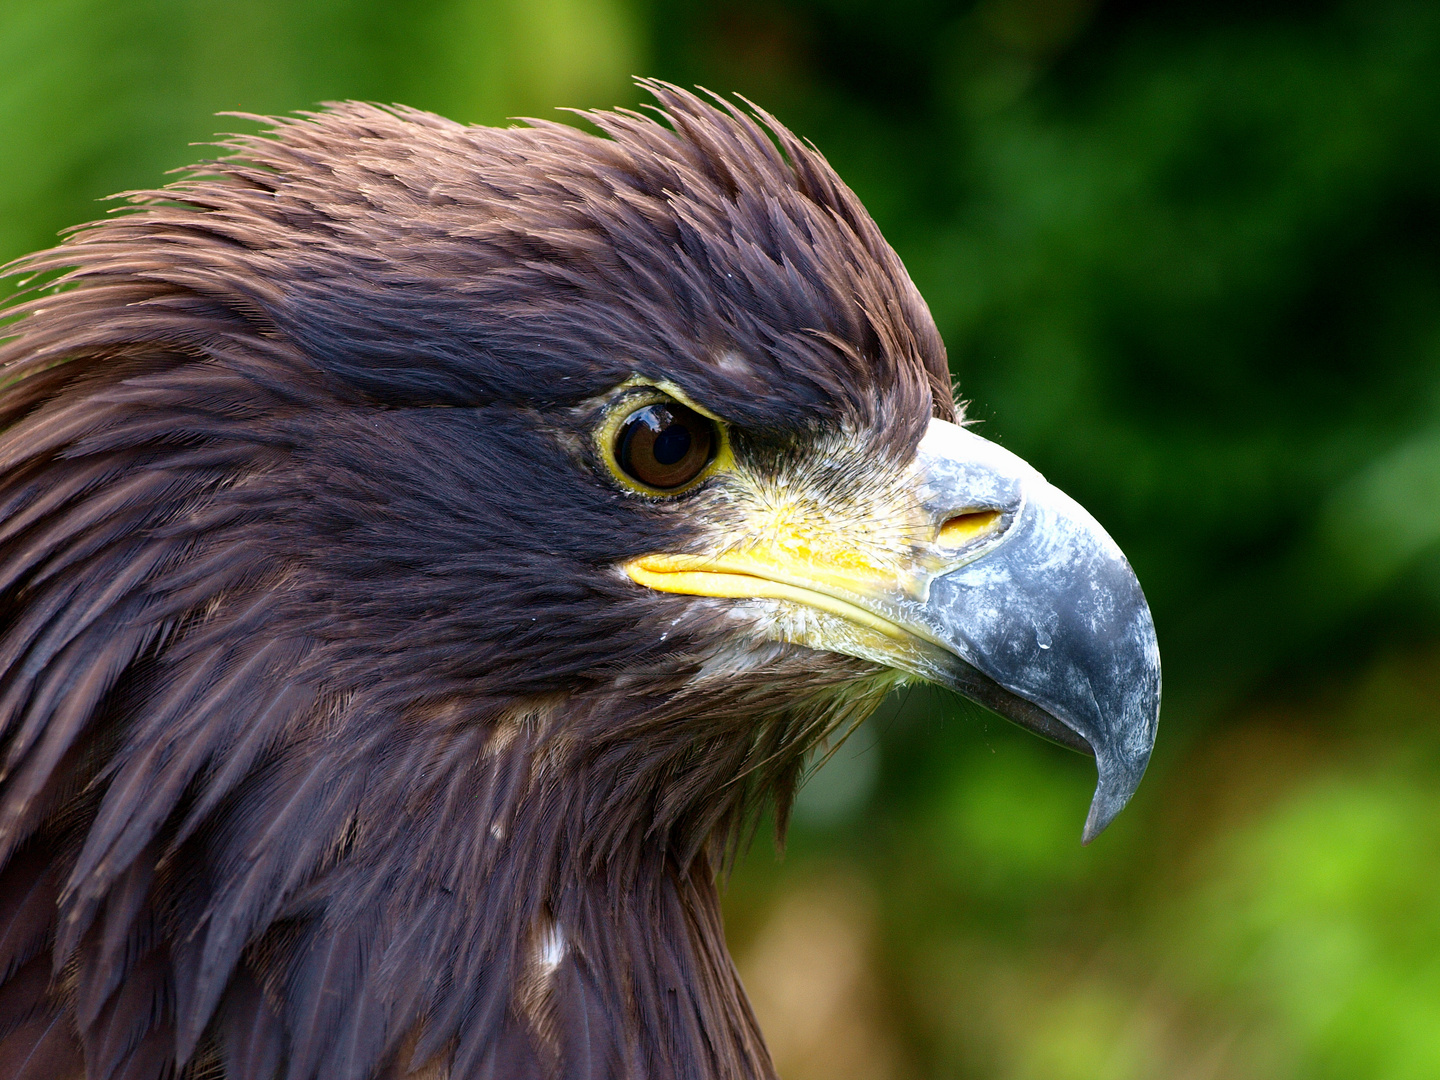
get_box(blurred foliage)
[6,0,1440,1075]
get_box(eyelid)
[610,376,728,424]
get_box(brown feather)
[0,83,953,1078]
[0,1013,84,1080]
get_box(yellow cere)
[627,555,914,640]
[936,509,1002,550]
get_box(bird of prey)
[0,83,1159,1080]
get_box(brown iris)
[615,402,716,491]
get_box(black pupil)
[651,422,691,465]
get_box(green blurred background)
[5,0,1440,1075]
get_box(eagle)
[0,83,1159,1080]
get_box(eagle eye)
[614,402,716,493]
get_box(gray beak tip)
[1081,774,1131,845]
[1080,725,1156,844]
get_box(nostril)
[936,509,1002,550]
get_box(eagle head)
[0,82,1158,1080]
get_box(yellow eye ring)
[598,389,731,497]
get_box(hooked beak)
[626,418,1160,842]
